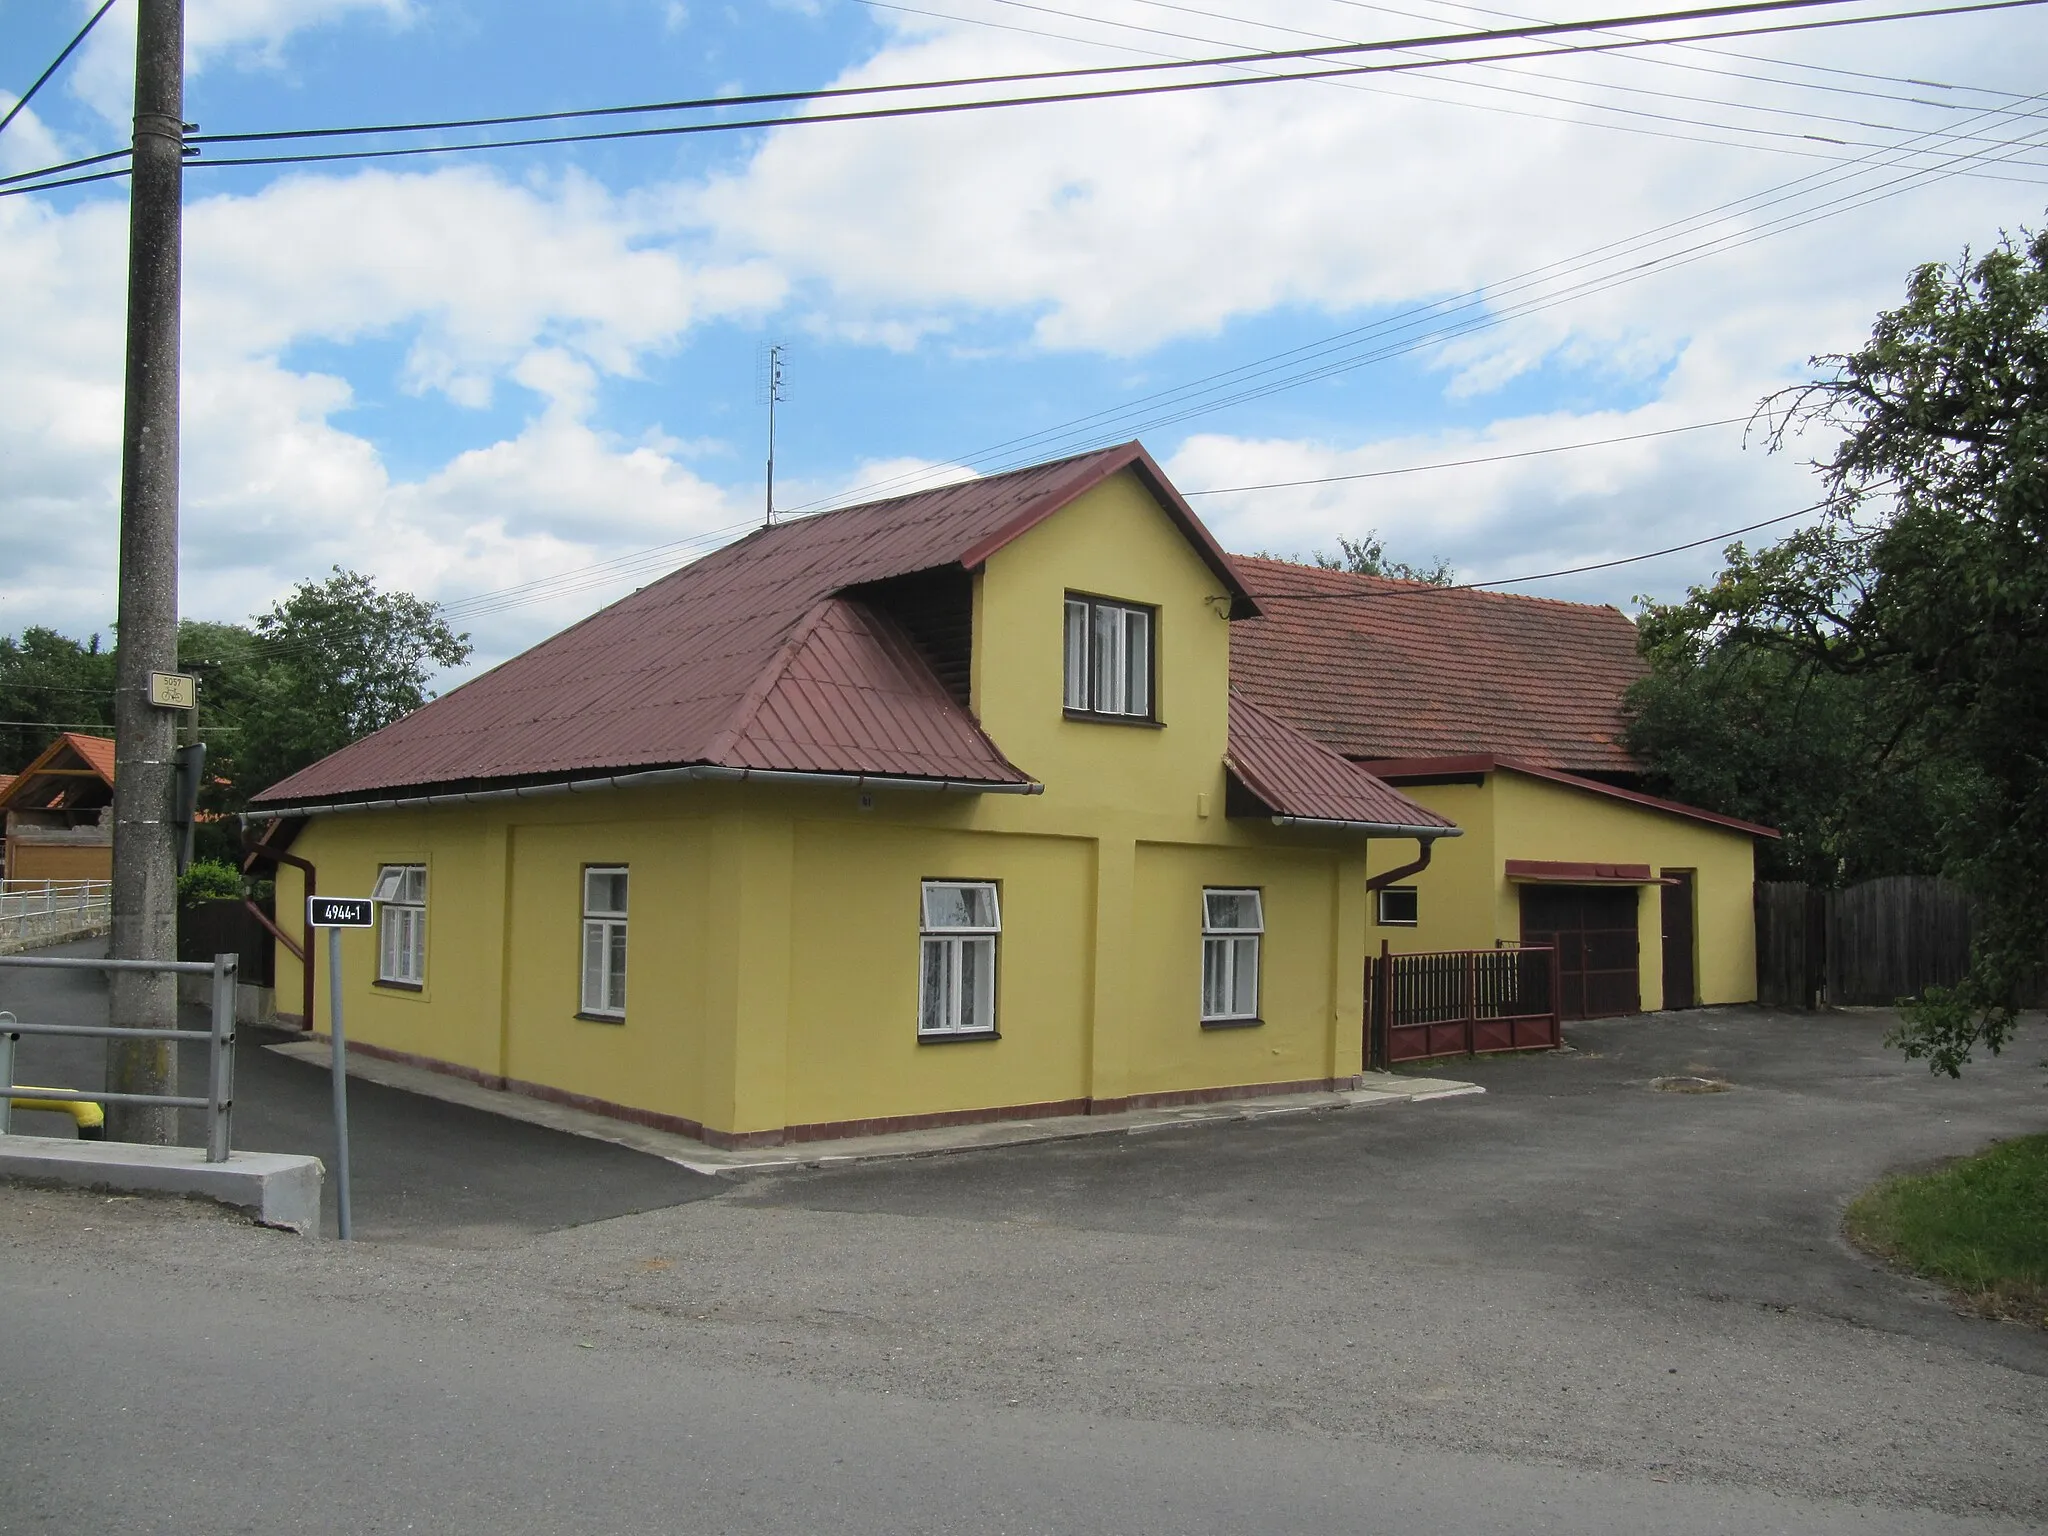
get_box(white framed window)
[1376,885,1420,927]
[1201,887,1263,1024]
[581,866,629,1020]
[919,880,1000,1038]
[1063,594,1153,719]
[372,864,426,987]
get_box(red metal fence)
[1367,942,1562,1066]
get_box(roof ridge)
[700,598,843,766]
[1231,553,1632,615]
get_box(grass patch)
[1845,1133,2048,1328]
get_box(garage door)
[1519,885,1640,1019]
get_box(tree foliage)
[232,569,471,800]
[1254,531,1459,585]
[0,626,116,768]
[0,570,470,828]
[1629,227,2048,1074]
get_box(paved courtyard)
[3,986,2044,1532]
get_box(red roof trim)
[1506,859,1672,885]
[1359,754,1781,839]
[956,442,1258,617]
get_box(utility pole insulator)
[107,0,185,1143]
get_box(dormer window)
[1063,593,1154,720]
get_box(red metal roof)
[1505,859,1666,884]
[1226,693,1455,833]
[256,443,1246,805]
[1227,557,1648,776]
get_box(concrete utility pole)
[107,0,186,1143]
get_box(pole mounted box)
[307,896,373,928]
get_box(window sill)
[1062,709,1163,729]
[374,978,424,993]
[1200,1016,1264,1030]
[576,1011,626,1026]
[917,1029,1001,1045]
[1374,921,1419,929]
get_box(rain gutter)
[1269,816,1462,840]
[249,762,1044,820]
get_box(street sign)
[308,896,374,928]
[147,670,196,709]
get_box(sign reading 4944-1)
[307,896,374,928]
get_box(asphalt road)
[0,939,717,1240]
[4,941,2045,1532]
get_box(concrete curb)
[264,1037,1482,1176]
[0,1134,324,1234]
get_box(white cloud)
[0,165,772,665]
[69,0,414,125]
[689,0,2048,385]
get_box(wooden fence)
[1755,875,2033,1007]
[1368,942,1561,1065]
[178,897,275,987]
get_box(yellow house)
[250,444,1459,1147]
[1228,558,1777,1022]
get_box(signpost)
[307,895,373,1239]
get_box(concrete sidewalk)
[266,1036,1481,1175]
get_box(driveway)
[3,966,2044,1531]
[0,939,717,1240]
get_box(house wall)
[271,469,1384,1142]
[1363,771,1759,1007]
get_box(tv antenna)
[759,342,787,527]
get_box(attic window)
[1063,594,1154,721]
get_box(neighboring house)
[250,444,1455,1149]
[0,732,116,883]
[1229,559,1776,1018]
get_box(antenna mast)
[762,342,787,527]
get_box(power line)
[1180,416,1753,494]
[0,0,118,139]
[790,83,2048,514]
[6,0,2040,199]
[1245,492,1858,600]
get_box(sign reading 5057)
[307,897,374,928]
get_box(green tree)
[1638,227,2048,1074]
[1254,531,1459,585]
[234,568,471,800]
[0,626,117,770]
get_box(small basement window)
[1063,593,1154,720]
[1201,888,1263,1024]
[1376,885,1419,927]
[581,866,629,1020]
[372,864,426,987]
[920,880,1000,1038]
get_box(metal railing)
[0,953,239,1161]
[1368,942,1562,1066]
[0,878,113,925]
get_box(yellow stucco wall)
[1362,770,1760,1007]
[272,469,1380,1140]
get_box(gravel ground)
[4,1005,2044,1529]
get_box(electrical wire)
[1179,416,1752,494]
[1244,490,1866,599]
[0,0,118,140]
[5,0,2040,199]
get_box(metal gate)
[1519,885,1640,1019]
[1367,943,1562,1066]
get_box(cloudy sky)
[3,0,2044,684]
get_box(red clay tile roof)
[0,732,116,810]
[63,732,116,783]
[256,443,1250,805]
[1227,558,1647,776]
[1226,693,1456,833]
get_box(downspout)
[1367,834,1440,893]
[241,819,315,1031]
